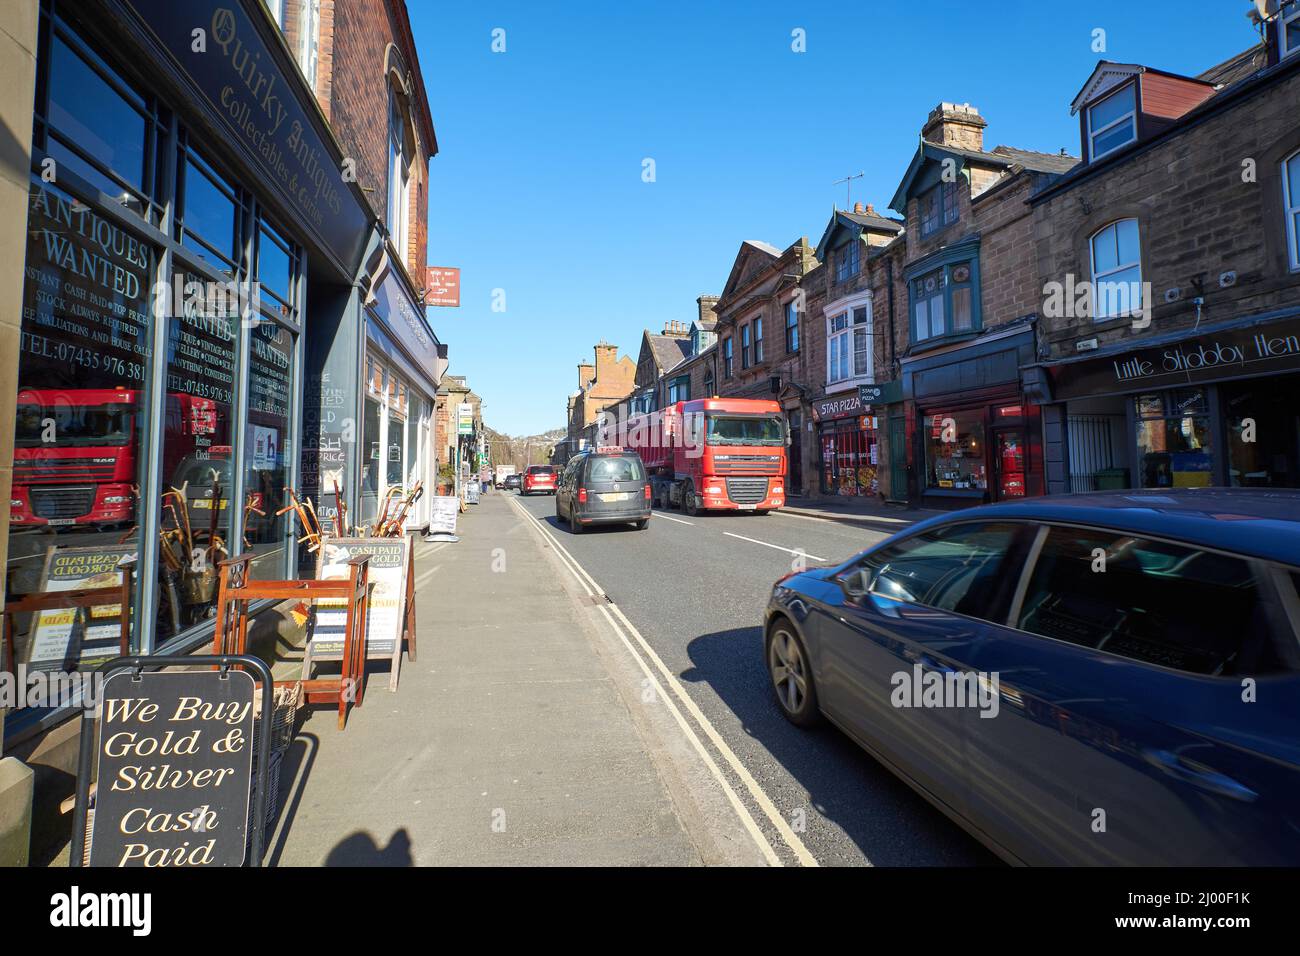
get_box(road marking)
[652,511,694,525]
[723,532,827,563]
[509,495,820,867]
[412,565,443,589]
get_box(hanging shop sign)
[123,0,370,273]
[23,546,137,671]
[1044,313,1300,400]
[87,668,257,867]
[424,267,461,308]
[457,403,475,435]
[856,380,902,407]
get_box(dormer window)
[835,241,861,283]
[1283,1,1300,59]
[1086,82,1137,161]
[920,181,959,236]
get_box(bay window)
[723,337,733,378]
[910,252,978,344]
[827,305,871,385]
[741,323,751,369]
[754,316,764,363]
[785,300,799,353]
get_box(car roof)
[914,489,1300,566]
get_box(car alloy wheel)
[768,624,820,727]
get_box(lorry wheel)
[683,480,700,517]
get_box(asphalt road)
[511,489,998,867]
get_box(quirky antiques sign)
[89,669,256,867]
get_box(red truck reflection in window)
[11,388,219,529]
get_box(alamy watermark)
[0,665,106,712]
[890,664,1000,718]
[1043,273,1152,329]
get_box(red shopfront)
[813,393,881,498]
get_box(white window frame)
[297,0,321,89]
[1285,150,1300,272]
[387,89,411,260]
[1086,82,1137,162]
[1089,218,1144,320]
[1282,1,1300,59]
[822,292,874,390]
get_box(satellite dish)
[1253,0,1280,19]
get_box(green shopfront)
[3,0,438,745]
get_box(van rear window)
[588,457,644,482]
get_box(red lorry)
[626,398,787,515]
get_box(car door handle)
[1144,749,1258,802]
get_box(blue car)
[764,489,1300,865]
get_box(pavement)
[269,489,769,866]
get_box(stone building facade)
[1026,20,1300,495]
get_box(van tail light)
[578,487,588,503]
[644,485,652,500]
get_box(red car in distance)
[521,465,557,496]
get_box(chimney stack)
[922,102,987,152]
[661,320,690,339]
[696,295,719,327]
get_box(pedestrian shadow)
[324,828,415,866]
[682,626,1000,867]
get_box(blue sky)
[410,1,1260,436]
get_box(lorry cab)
[556,447,651,533]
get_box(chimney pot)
[853,202,865,214]
[865,203,876,216]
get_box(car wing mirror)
[837,567,872,602]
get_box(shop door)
[888,416,907,502]
[992,428,1026,500]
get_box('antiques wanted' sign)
[89,670,256,867]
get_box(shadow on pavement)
[682,625,1000,867]
[325,829,414,866]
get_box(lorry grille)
[30,485,96,520]
[15,456,117,482]
[726,477,769,504]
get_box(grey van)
[556,449,651,533]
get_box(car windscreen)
[586,456,644,483]
[706,414,784,446]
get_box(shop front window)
[156,272,236,639]
[361,360,384,526]
[1135,390,1213,488]
[9,180,154,681]
[41,25,156,218]
[924,410,987,491]
[246,321,295,578]
[819,420,879,497]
